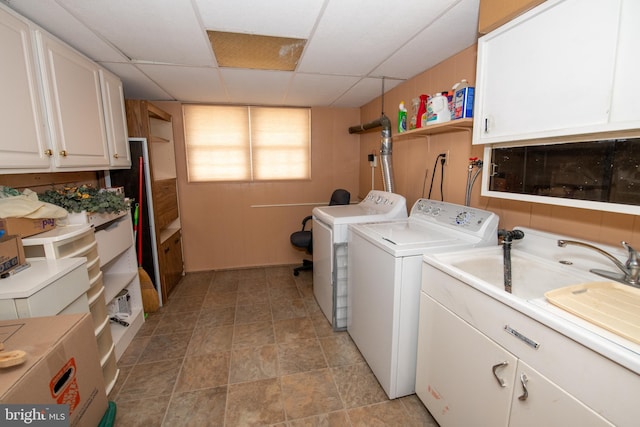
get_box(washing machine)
[347,199,499,399]
[312,190,407,330]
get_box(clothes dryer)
[312,190,407,330]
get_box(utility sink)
[428,226,630,302]
[447,248,593,300]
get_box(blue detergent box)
[453,87,474,119]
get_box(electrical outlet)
[445,150,450,166]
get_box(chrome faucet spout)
[557,239,640,286]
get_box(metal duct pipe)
[348,117,385,134]
[378,116,394,193]
[348,115,395,193]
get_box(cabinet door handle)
[59,150,68,157]
[484,117,489,133]
[492,361,509,387]
[164,247,170,253]
[44,149,53,157]
[113,153,119,159]
[518,373,529,401]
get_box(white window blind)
[183,105,311,182]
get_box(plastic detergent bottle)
[452,79,474,119]
[416,94,428,128]
[426,92,451,125]
[398,101,407,133]
[409,98,419,129]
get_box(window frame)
[183,104,311,183]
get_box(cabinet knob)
[113,153,119,159]
[59,150,68,157]
[44,149,53,157]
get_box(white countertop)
[423,252,640,375]
[0,258,86,299]
[21,224,91,244]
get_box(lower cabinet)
[159,229,183,301]
[416,294,613,426]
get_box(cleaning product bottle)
[452,79,474,119]
[409,98,419,130]
[426,92,451,125]
[416,94,428,128]
[398,101,407,133]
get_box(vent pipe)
[348,114,395,193]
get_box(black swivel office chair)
[290,189,350,276]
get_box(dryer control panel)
[361,190,407,213]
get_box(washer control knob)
[456,211,471,225]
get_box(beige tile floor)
[109,266,439,426]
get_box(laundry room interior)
[1,0,639,426]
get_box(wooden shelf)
[394,118,473,139]
[150,135,170,143]
[147,103,171,122]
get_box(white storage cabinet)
[0,5,50,170]
[93,212,145,360]
[21,217,141,396]
[0,2,130,173]
[473,0,640,145]
[100,68,131,168]
[415,263,636,426]
[0,258,89,321]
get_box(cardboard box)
[0,217,56,238]
[0,235,26,274]
[0,314,108,427]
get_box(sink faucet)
[499,229,525,293]
[557,239,640,287]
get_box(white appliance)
[347,199,499,399]
[312,190,407,330]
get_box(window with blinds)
[183,105,311,182]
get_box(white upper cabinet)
[0,6,50,171]
[0,2,130,173]
[473,0,640,145]
[35,29,110,169]
[100,68,131,168]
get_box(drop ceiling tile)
[99,62,172,100]
[372,0,480,80]
[284,74,361,106]
[297,0,458,75]
[220,69,293,106]
[136,64,227,103]
[195,0,323,38]
[57,0,214,66]
[330,77,403,108]
[3,0,127,62]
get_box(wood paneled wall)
[358,44,640,248]
[152,102,361,271]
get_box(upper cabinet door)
[473,0,623,145]
[0,7,51,171]
[100,68,131,168]
[36,29,110,169]
[609,0,640,127]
